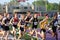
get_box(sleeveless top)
[33,18,38,26]
[26,16,31,21]
[40,19,48,29]
[53,19,58,27]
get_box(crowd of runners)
[0,11,59,40]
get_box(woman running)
[17,14,26,39]
[10,13,19,37]
[40,14,49,40]
[25,11,32,31]
[2,13,10,40]
[50,13,58,40]
[0,15,4,37]
[29,13,39,39]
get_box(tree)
[58,2,60,12]
[9,0,19,5]
[32,0,46,6]
[32,0,59,11]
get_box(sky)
[0,0,60,4]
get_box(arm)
[29,17,33,22]
[2,18,5,25]
[24,16,27,20]
[9,18,13,24]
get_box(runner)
[40,14,49,40]
[0,15,4,37]
[2,13,10,40]
[25,11,32,31]
[29,13,38,39]
[10,13,19,37]
[17,14,25,39]
[50,13,58,40]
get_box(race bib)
[54,21,58,26]
[34,22,38,25]
[27,24,30,26]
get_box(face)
[4,13,6,17]
[34,14,37,18]
[14,14,17,18]
[21,14,24,19]
[46,15,49,19]
[7,14,10,18]
[27,12,30,16]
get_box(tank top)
[33,18,38,25]
[20,20,25,25]
[13,17,19,22]
[20,20,25,27]
[4,18,10,24]
[53,19,58,26]
[26,16,31,21]
[40,19,48,29]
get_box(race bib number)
[34,22,38,25]
[27,24,29,26]
[54,21,58,26]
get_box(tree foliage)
[32,0,59,11]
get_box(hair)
[53,13,57,18]
[45,14,48,16]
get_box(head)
[34,12,37,18]
[53,13,57,19]
[14,13,17,18]
[27,11,31,16]
[4,13,7,17]
[45,14,49,19]
[7,13,10,18]
[21,14,25,20]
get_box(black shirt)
[32,18,38,26]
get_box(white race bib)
[54,21,58,26]
[34,22,38,25]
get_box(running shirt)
[4,18,10,26]
[53,19,58,27]
[20,20,25,27]
[33,18,38,26]
[20,20,25,25]
[13,17,19,25]
[25,16,31,21]
[40,19,48,29]
[25,16,32,26]
[32,17,38,29]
